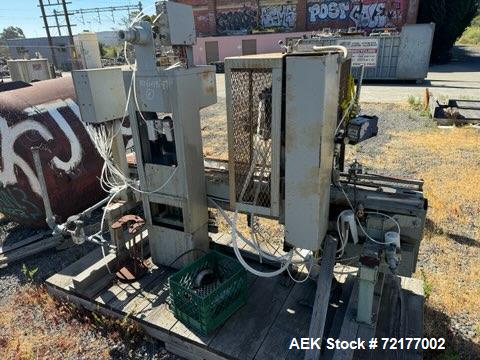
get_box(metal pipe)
[31,147,56,229]
[79,196,110,219]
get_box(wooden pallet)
[46,237,424,360]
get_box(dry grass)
[350,122,480,356]
[0,284,146,360]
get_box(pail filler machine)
[46,2,428,359]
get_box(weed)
[407,95,430,116]
[20,263,38,282]
[421,270,434,300]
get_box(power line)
[38,0,75,69]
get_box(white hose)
[231,210,293,278]
[208,198,292,263]
[336,209,352,258]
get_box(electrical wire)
[338,184,401,246]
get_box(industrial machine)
[7,58,52,83]
[45,2,428,358]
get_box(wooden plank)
[331,280,360,360]
[399,277,424,360]
[106,269,166,310]
[305,236,338,360]
[0,231,50,255]
[81,273,116,299]
[322,275,357,360]
[71,251,118,295]
[370,274,414,360]
[119,267,173,318]
[0,235,64,268]
[254,281,316,360]
[46,248,105,289]
[208,274,294,360]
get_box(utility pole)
[38,1,143,70]
[38,1,77,70]
[53,10,62,36]
[61,0,76,69]
[38,0,58,69]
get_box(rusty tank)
[0,76,105,228]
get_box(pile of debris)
[429,92,480,126]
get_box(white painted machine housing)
[72,67,127,124]
[284,53,340,251]
[7,59,52,83]
[225,52,342,251]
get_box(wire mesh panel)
[230,69,273,209]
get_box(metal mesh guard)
[230,69,273,208]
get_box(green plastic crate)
[169,251,247,335]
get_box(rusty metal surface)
[0,76,105,227]
[111,214,145,235]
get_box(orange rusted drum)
[0,77,104,227]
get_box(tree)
[0,26,25,58]
[1,26,25,40]
[417,0,478,63]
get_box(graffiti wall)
[261,5,297,29]
[217,7,258,35]
[177,0,413,36]
[307,0,407,30]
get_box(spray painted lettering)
[217,8,258,35]
[0,99,83,197]
[261,5,297,29]
[308,1,402,29]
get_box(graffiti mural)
[217,7,258,35]
[261,5,297,29]
[0,77,106,227]
[307,1,404,30]
[2,99,84,196]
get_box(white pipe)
[312,45,348,59]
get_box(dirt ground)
[0,96,478,359]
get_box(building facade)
[177,0,420,37]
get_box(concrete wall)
[193,31,310,64]
[178,0,419,36]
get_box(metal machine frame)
[58,2,428,358]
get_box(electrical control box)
[72,68,127,124]
[156,2,196,46]
[347,115,379,145]
[7,59,52,83]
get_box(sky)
[0,0,158,38]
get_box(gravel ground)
[0,217,178,359]
[346,104,480,359]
